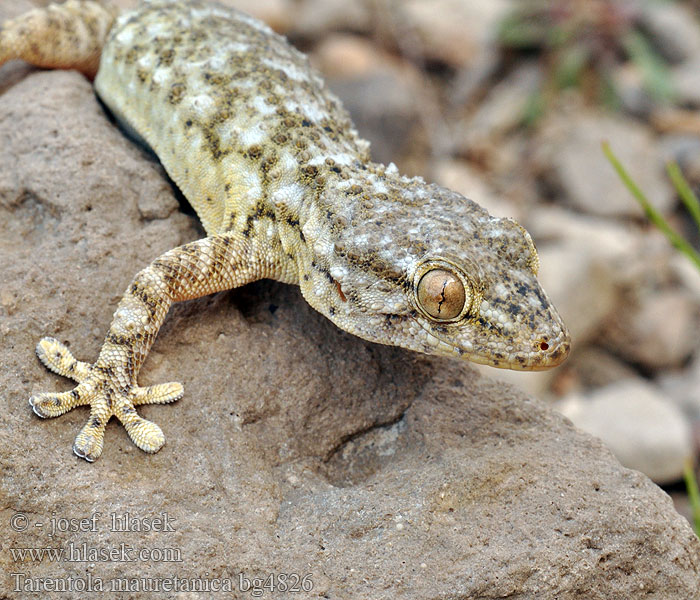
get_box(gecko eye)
[416,269,468,320]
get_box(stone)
[536,242,618,346]
[568,346,640,390]
[399,0,513,69]
[457,62,541,156]
[525,207,642,346]
[604,288,700,371]
[315,36,429,167]
[527,206,700,371]
[556,379,694,485]
[225,0,294,32]
[640,0,700,64]
[660,353,700,424]
[659,133,700,171]
[449,51,500,109]
[312,34,384,79]
[612,62,654,118]
[2,67,699,600]
[536,105,675,217]
[670,252,700,300]
[430,158,520,220]
[287,0,371,37]
[672,57,700,108]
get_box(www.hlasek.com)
[10,572,314,595]
[9,542,182,563]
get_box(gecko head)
[403,234,571,370]
[303,177,570,371]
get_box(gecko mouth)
[416,319,571,371]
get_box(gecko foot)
[30,337,183,461]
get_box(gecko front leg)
[29,233,291,461]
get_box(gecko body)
[0,0,570,461]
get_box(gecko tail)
[0,1,118,79]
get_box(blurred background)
[13,0,700,527]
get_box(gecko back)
[94,0,371,236]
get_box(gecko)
[0,0,570,462]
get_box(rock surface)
[1,67,699,600]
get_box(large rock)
[1,70,699,599]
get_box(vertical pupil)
[417,269,466,320]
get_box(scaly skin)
[1,0,570,461]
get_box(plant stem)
[602,142,700,271]
[667,162,700,232]
[683,459,700,537]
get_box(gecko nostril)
[539,341,549,351]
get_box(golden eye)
[416,269,467,320]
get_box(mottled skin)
[0,0,570,461]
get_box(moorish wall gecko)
[0,0,570,461]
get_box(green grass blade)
[602,142,700,271]
[667,162,700,231]
[683,459,700,537]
